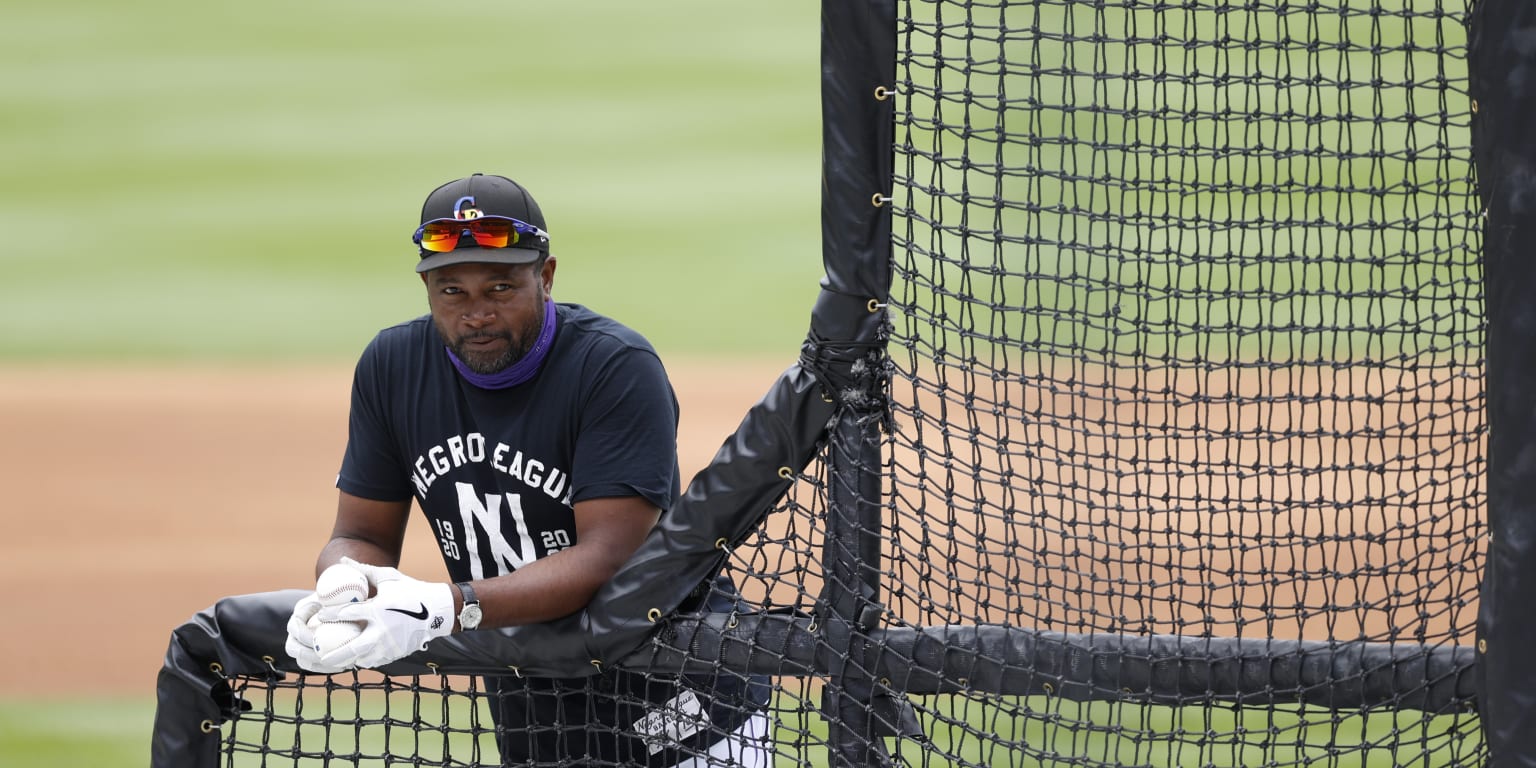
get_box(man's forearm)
[462,545,614,629]
[315,536,401,579]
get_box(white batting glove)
[314,558,455,670]
[284,593,350,674]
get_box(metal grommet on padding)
[1479,638,1488,653]
[1042,682,1055,695]
[200,719,217,734]
[778,466,794,480]
[874,85,892,101]
[260,655,275,664]
[425,661,440,672]
[590,659,603,671]
[507,665,522,677]
[871,193,889,207]
[647,608,662,623]
[806,615,819,633]
[726,613,740,629]
[714,537,729,550]
[208,662,224,675]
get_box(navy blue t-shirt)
[336,303,764,764]
[338,302,680,582]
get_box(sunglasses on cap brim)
[412,216,550,254]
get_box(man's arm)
[316,491,412,579]
[455,495,660,630]
[304,495,655,672]
[321,491,659,631]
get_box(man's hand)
[314,557,455,669]
[284,593,350,674]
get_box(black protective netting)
[206,1,1494,766]
[216,669,810,766]
[875,0,1486,764]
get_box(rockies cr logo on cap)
[453,196,483,221]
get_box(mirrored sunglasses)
[412,216,549,253]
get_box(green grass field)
[0,699,156,768]
[0,0,824,362]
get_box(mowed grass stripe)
[0,0,823,360]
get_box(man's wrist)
[454,580,482,631]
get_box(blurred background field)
[0,1,819,765]
[0,0,823,362]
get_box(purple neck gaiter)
[445,299,558,390]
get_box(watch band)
[455,581,482,630]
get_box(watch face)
[461,604,483,630]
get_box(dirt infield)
[3,360,1482,697]
[0,360,788,696]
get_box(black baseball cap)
[413,173,551,273]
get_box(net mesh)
[218,670,821,766]
[217,0,1489,765]
[875,0,1484,763]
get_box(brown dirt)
[1,360,1479,696]
[0,359,789,695]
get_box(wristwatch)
[455,581,483,631]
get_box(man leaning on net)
[283,172,771,766]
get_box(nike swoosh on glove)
[314,557,455,670]
[284,593,351,674]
